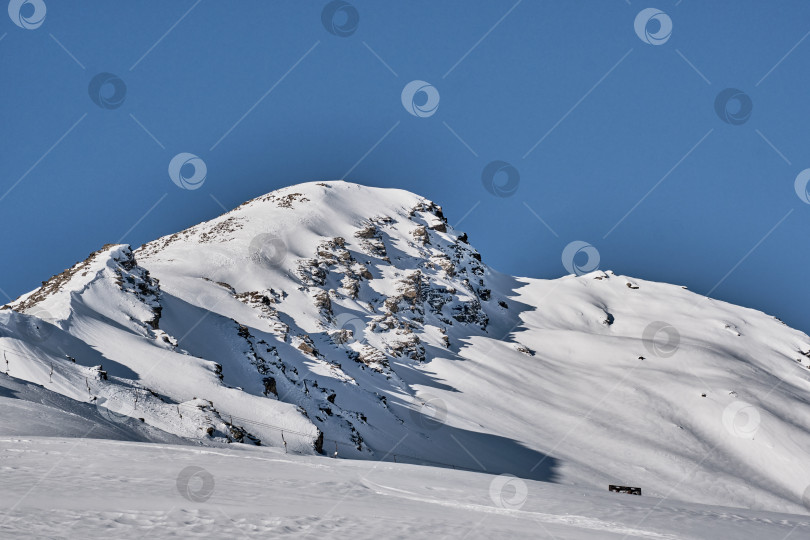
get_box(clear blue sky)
[2,1,809,334]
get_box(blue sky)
[2,1,809,334]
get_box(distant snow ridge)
[2,180,810,515]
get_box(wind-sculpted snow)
[2,180,810,518]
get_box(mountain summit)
[2,180,810,513]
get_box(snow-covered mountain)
[2,180,810,516]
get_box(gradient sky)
[2,1,809,334]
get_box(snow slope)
[1,436,808,540]
[2,180,810,522]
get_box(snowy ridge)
[2,180,810,516]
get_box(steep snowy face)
[132,181,504,458]
[3,180,810,515]
[1,244,320,450]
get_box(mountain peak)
[2,180,810,514]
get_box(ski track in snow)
[359,478,680,539]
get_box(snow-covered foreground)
[1,436,807,540]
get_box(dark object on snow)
[314,430,325,455]
[95,365,108,381]
[262,377,277,397]
[609,485,642,496]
